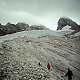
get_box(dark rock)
[0,22,29,36]
[5,22,17,34]
[0,52,3,55]
[16,22,29,31]
[0,24,7,36]
[57,17,80,31]
[30,25,49,30]
[0,22,49,36]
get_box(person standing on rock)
[47,63,51,71]
[65,68,73,80]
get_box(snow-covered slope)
[0,30,73,43]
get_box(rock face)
[29,25,49,30]
[0,22,49,36]
[0,22,27,36]
[5,22,17,34]
[57,17,80,31]
[16,22,29,31]
[0,24,6,36]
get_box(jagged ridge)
[57,17,80,34]
[0,22,49,36]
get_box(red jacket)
[47,63,51,70]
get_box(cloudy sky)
[0,0,80,30]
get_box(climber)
[47,63,51,71]
[65,68,73,80]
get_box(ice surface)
[0,30,73,43]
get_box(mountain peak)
[57,17,79,30]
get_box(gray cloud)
[0,0,80,30]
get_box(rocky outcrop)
[5,22,17,34]
[16,22,29,31]
[29,25,49,30]
[0,24,6,36]
[57,17,80,31]
[0,22,49,36]
[0,22,23,36]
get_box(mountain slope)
[0,33,80,80]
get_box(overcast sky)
[0,0,80,30]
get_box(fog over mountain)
[0,0,80,30]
